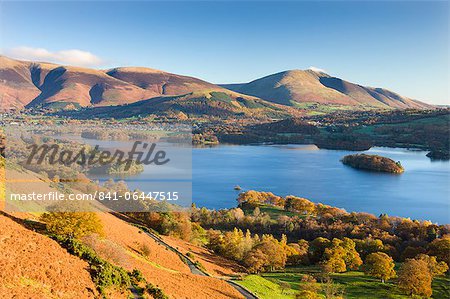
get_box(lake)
[191,145,449,224]
[82,138,449,224]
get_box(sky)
[0,1,448,105]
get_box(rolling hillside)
[62,91,295,119]
[0,213,99,298]
[0,56,254,110]
[0,56,433,114]
[221,69,433,109]
[0,164,246,298]
[0,56,156,109]
[0,56,42,110]
[0,56,294,118]
[106,66,222,95]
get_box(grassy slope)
[59,91,295,120]
[292,102,367,116]
[236,275,296,299]
[354,114,450,135]
[236,266,450,299]
[242,204,300,218]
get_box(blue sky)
[1,1,448,104]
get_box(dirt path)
[226,281,259,299]
[142,229,209,275]
[110,212,259,299]
[140,228,258,299]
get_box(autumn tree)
[41,211,103,238]
[285,196,316,215]
[207,229,225,253]
[208,228,255,262]
[400,245,426,261]
[296,275,320,299]
[322,245,347,273]
[224,228,246,260]
[416,254,449,277]
[159,212,193,241]
[354,238,384,260]
[237,190,284,207]
[244,249,269,273]
[427,236,450,267]
[363,252,396,283]
[309,237,331,264]
[222,228,254,261]
[315,204,347,218]
[340,238,363,270]
[243,234,287,272]
[322,238,362,273]
[398,258,432,298]
[287,239,310,265]
[257,234,287,271]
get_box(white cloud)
[4,46,103,67]
[308,66,328,74]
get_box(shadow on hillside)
[0,211,46,233]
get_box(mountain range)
[0,56,433,117]
[221,70,432,109]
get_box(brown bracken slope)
[96,212,245,299]
[0,214,98,299]
[0,163,243,298]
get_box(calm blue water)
[81,136,449,224]
[191,145,450,224]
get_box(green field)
[354,113,450,135]
[242,204,302,218]
[289,102,368,115]
[235,266,450,299]
[235,275,296,299]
